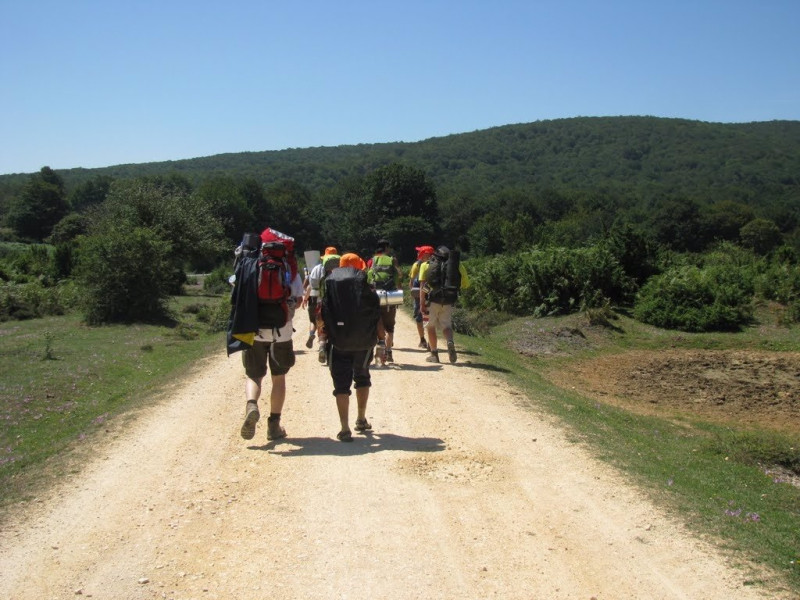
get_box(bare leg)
[336,393,350,432]
[355,387,369,422]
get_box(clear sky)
[1,0,798,175]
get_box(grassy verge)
[453,309,800,594]
[0,293,227,510]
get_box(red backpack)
[256,228,297,329]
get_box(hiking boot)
[318,342,327,364]
[447,341,458,364]
[305,334,315,349]
[355,418,372,432]
[386,349,394,363]
[418,339,428,349]
[266,417,287,441]
[240,402,260,440]
[426,352,440,363]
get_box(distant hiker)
[367,239,403,364]
[302,246,338,351]
[409,245,435,349]
[227,228,304,441]
[303,246,341,364]
[321,254,381,441]
[419,245,470,364]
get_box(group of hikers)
[226,228,469,443]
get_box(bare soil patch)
[511,318,800,436]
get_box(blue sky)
[1,1,798,175]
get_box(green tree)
[740,218,783,255]
[75,227,173,324]
[362,163,438,244]
[194,176,255,246]
[88,175,225,284]
[68,175,113,212]
[6,167,69,241]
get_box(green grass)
[454,309,800,594]
[0,293,225,508]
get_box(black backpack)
[322,267,380,351]
[426,249,461,305]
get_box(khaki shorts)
[426,302,453,331]
[242,340,295,379]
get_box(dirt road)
[0,311,781,599]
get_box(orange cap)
[339,253,366,270]
[324,246,338,255]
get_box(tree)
[88,175,226,284]
[75,227,173,324]
[740,218,783,255]
[362,163,438,245]
[6,167,69,241]
[68,175,113,212]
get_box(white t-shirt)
[307,262,325,297]
[255,273,304,342]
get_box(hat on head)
[339,252,366,270]
[436,245,450,258]
[415,245,435,260]
[324,246,338,256]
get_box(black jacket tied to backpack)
[322,267,380,351]
[227,253,261,355]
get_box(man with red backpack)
[228,227,304,442]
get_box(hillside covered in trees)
[1,116,799,332]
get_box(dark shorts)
[413,297,423,323]
[329,346,372,396]
[242,340,295,379]
[307,296,319,323]
[379,305,397,333]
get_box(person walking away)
[321,252,380,441]
[304,247,340,364]
[409,245,434,349]
[419,246,470,364]
[227,228,304,441]
[302,246,338,350]
[367,239,403,364]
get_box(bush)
[0,280,81,321]
[633,265,753,332]
[203,265,234,295]
[75,227,173,324]
[451,307,513,336]
[461,245,636,317]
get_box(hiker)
[409,245,435,349]
[321,252,381,441]
[304,246,341,364]
[419,245,470,364]
[228,228,304,441]
[302,246,338,351]
[367,239,403,364]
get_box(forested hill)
[3,116,799,206]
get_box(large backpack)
[256,242,291,328]
[426,249,461,305]
[322,267,380,351]
[256,228,298,329]
[370,254,397,291]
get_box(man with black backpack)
[228,228,304,442]
[322,253,381,441]
[419,245,470,364]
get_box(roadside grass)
[0,292,227,510]
[454,309,800,594]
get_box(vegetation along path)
[0,311,784,599]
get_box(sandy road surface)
[0,310,782,599]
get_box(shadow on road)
[252,432,446,457]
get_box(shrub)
[75,227,173,324]
[203,265,234,295]
[633,265,753,332]
[461,245,636,317]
